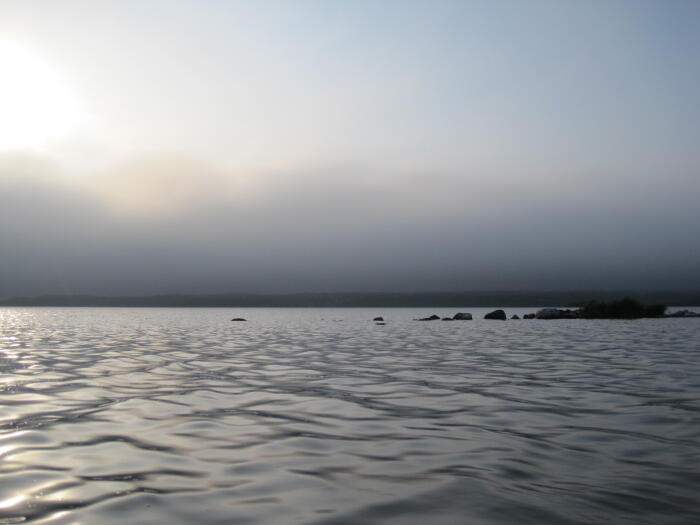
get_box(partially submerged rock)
[668,309,700,318]
[511,314,520,320]
[453,312,472,320]
[373,316,384,322]
[416,314,441,321]
[535,308,577,319]
[231,318,247,321]
[484,309,506,320]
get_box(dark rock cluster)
[521,298,698,319]
[413,313,474,321]
[407,298,699,323]
[236,300,699,324]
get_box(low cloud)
[1,151,698,296]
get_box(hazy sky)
[1,0,699,296]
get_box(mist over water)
[2,3,700,523]
[2,155,699,297]
[1,307,699,524]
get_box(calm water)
[1,307,699,524]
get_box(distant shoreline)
[2,291,700,308]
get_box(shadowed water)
[1,307,699,524]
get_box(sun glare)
[0,40,83,150]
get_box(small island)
[523,297,699,320]
[410,298,699,322]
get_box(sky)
[1,0,699,296]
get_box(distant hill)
[1,291,700,307]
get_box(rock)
[375,322,386,325]
[523,313,536,319]
[441,317,454,321]
[668,309,700,318]
[453,312,472,320]
[373,316,384,322]
[231,318,247,321]
[511,314,520,320]
[535,308,563,319]
[536,308,578,319]
[484,309,506,320]
[416,314,441,321]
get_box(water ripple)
[1,307,699,524]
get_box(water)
[1,307,699,524]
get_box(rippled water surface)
[1,307,699,524]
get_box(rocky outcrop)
[511,314,520,320]
[453,312,472,320]
[524,298,673,319]
[535,308,577,319]
[484,309,506,320]
[373,316,384,322]
[535,308,559,319]
[578,298,665,319]
[416,314,441,321]
[231,318,247,321]
[667,309,700,318]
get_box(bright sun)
[0,40,83,150]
